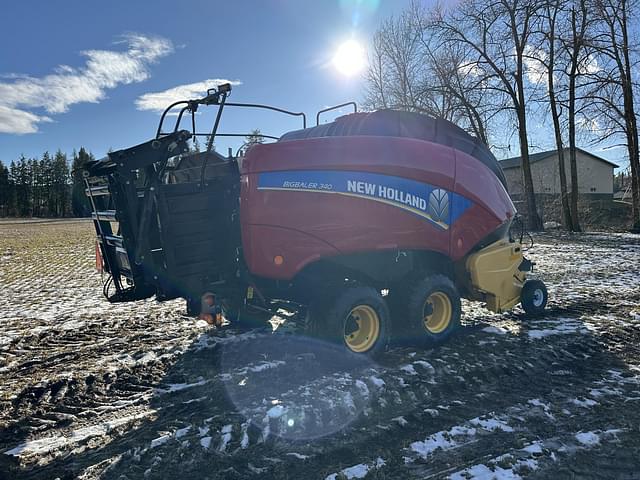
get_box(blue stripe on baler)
[257,170,472,230]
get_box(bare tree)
[364,3,493,144]
[562,0,594,232]
[587,0,640,231]
[366,0,640,231]
[435,0,544,230]
[535,0,575,229]
[365,31,391,110]
[416,8,496,144]
[364,8,426,113]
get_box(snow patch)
[4,411,153,458]
[355,379,370,397]
[392,416,408,426]
[266,405,285,418]
[571,397,598,408]
[523,442,543,454]
[286,452,310,460]
[527,319,589,339]
[325,457,385,480]
[451,463,524,480]
[247,360,286,373]
[409,425,476,459]
[150,434,170,448]
[369,375,385,388]
[156,379,208,394]
[413,360,435,371]
[482,326,509,335]
[470,416,514,432]
[575,431,600,446]
[400,364,418,375]
[218,425,233,452]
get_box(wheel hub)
[423,292,452,334]
[344,305,380,353]
[532,289,544,307]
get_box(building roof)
[499,147,619,169]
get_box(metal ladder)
[84,175,125,293]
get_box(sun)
[332,40,367,77]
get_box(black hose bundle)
[510,215,534,250]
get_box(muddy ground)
[0,220,639,479]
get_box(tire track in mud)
[3,322,639,480]
[1,223,639,479]
[74,306,639,479]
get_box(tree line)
[0,128,269,220]
[365,0,640,232]
[0,148,94,218]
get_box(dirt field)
[0,220,639,479]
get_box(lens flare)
[332,40,367,77]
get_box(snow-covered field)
[1,220,639,479]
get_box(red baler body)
[240,135,515,281]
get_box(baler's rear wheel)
[423,291,453,334]
[306,286,390,357]
[344,304,381,353]
[405,274,461,346]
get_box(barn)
[499,147,618,199]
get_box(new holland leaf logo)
[428,188,450,224]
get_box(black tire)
[404,274,462,346]
[385,286,413,344]
[186,297,201,316]
[223,304,270,328]
[520,279,548,316]
[220,298,241,323]
[307,286,390,357]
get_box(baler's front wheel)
[406,274,461,346]
[307,286,390,357]
[520,279,548,316]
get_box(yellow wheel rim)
[343,305,380,353]
[423,292,452,334]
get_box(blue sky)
[0,0,627,170]
[0,0,411,162]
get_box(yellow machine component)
[465,240,526,313]
[344,305,381,353]
[423,292,453,334]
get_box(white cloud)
[579,54,601,75]
[523,45,548,84]
[0,106,51,134]
[458,61,483,77]
[577,115,600,133]
[135,79,242,114]
[0,33,173,134]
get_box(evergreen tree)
[11,156,32,217]
[52,150,70,217]
[245,129,265,147]
[29,157,40,216]
[71,147,93,217]
[7,161,18,216]
[38,151,53,216]
[0,161,11,216]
